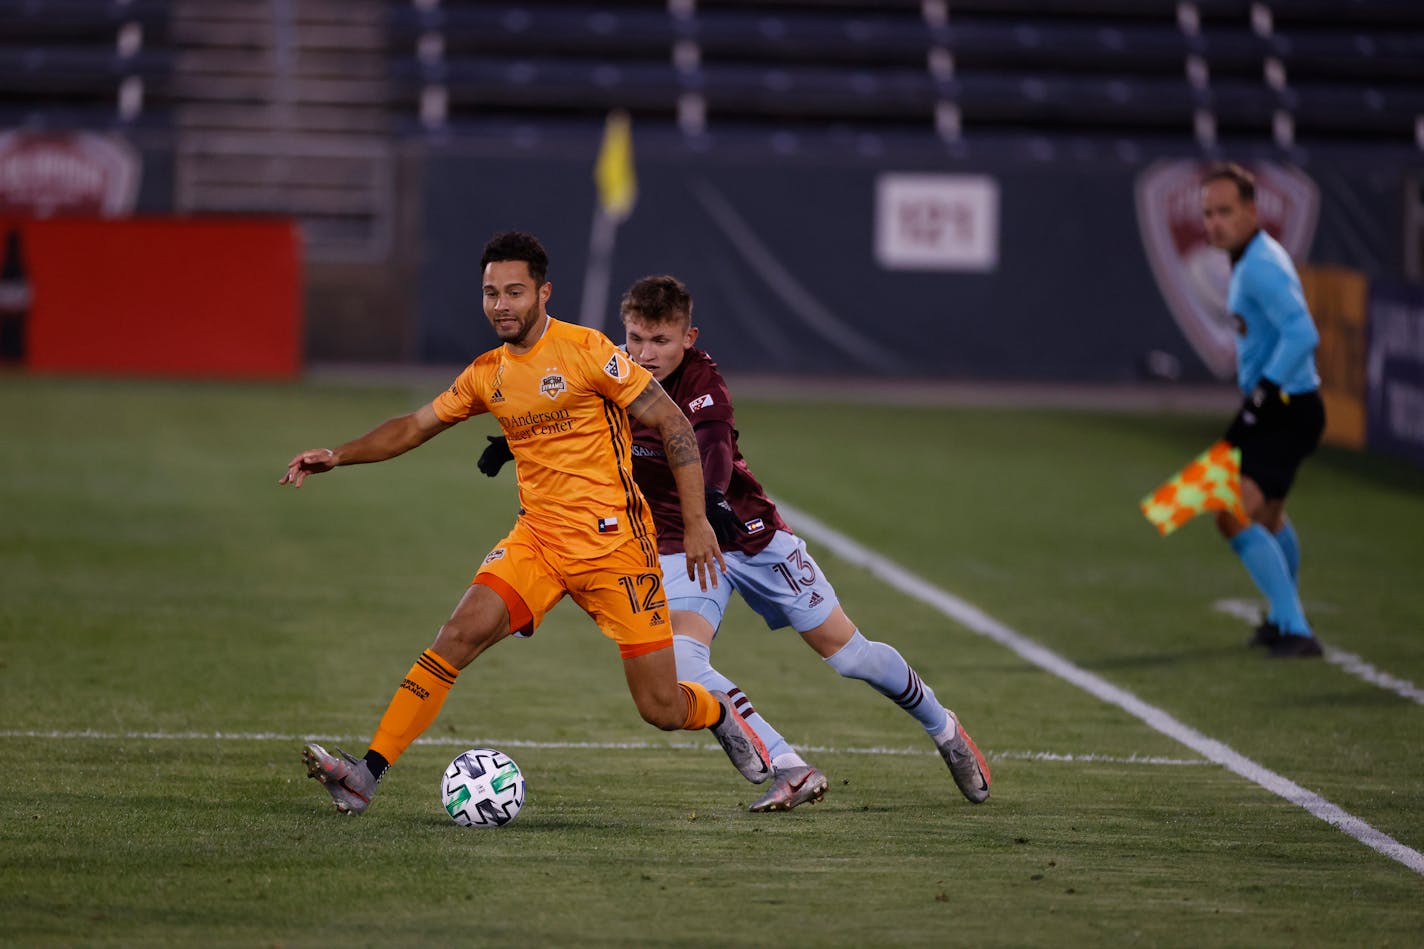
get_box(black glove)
[705,488,746,545]
[1224,378,1284,446]
[477,435,514,477]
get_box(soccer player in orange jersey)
[281,232,771,815]
[481,275,992,812]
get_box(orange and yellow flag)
[1140,440,1248,536]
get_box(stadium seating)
[6,1,1418,146]
[0,0,172,128]
[387,0,1424,147]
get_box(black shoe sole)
[1267,636,1323,658]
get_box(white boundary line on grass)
[0,730,1207,767]
[777,501,1424,878]
[1214,599,1424,705]
[0,726,1207,763]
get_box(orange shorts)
[473,518,672,659]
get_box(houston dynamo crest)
[539,372,566,400]
[1134,161,1319,379]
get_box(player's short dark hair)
[480,231,549,285]
[1202,162,1255,202]
[620,275,692,327]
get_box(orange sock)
[368,650,459,766]
[678,681,720,730]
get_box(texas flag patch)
[688,393,714,412]
[597,516,620,533]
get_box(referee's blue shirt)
[1227,230,1321,395]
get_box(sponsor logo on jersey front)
[688,393,714,412]
[540,371,566,400]
[597,516,619,533]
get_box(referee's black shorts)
[1238,390,1326,500]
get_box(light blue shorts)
[661,530,840,634]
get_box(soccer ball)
[441,748,525,828]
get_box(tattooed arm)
[626,379,724,590]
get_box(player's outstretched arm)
[279,403,452,487]
[627,380,724,589]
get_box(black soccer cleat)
[1267,633,1324,659]
[1248,620,1283,648]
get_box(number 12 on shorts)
[617,572,664,612]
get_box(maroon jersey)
[630,348,789,556]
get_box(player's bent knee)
[672,634,712,681]
[432,619,507,669]
[636,700,683,731]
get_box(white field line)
[778,501,1424,877]
[1213,599,1424,705]
[0,730,1205,766]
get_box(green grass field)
[2,375,1421,947]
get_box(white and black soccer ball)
[441,748,525,828]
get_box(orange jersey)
[432,316,658,561]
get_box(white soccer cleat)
[748,765,828,813]
[303,743,378,815]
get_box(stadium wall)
[411,133,1417,387]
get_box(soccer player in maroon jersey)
[480,275,992,811]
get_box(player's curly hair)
[480,231,549,284]
[620,275,692,327]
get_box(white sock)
[773,752,808,772]
[931,709,959,744]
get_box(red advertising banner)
[2,217,301,379]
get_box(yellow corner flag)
[594,110,637,222]
[1140,440,1248,536]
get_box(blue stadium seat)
[387,0,1424,145]
[0,0,172,127]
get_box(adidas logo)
[649,611,665,626]
[490,388,505,403]
[808,592,824,608]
